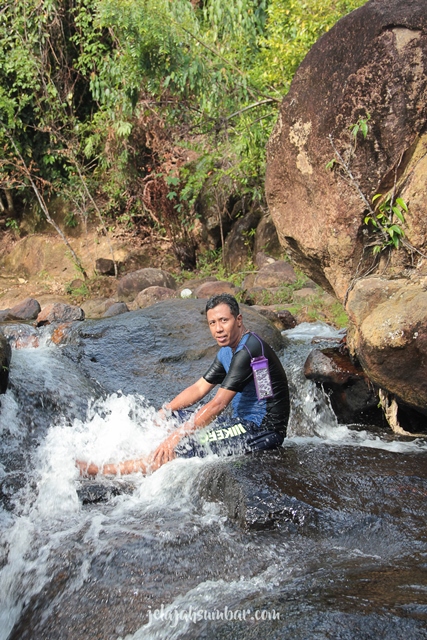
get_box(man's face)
[207,303,243,349]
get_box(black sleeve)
[203,356,227,385]
[219,349,253,392]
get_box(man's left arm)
[149,387,236,470]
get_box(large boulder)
[266,0,427,299]
[265,0,427,414]
[346,276,427,412]
[0,297,41,321]
[59,299,285,404]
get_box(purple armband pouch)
[244,333,274,401]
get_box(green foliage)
[258,0,366,94]
[365,194,408,253]
[350,112,370,140]
[0,0,368,275]
[5,217,19,232]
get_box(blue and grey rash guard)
[203,332,290,433]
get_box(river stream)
[0,320,426,639]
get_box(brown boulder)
[134,286,176,309]
[117,268,176,301]
[95,258,117,276]
[253,215,281,258]
[36,303,85,326]
[0,298,41,322]
[102,302,129,317]
[251,306,297,331]
[0,308,11,322]
[266,0,427,300]
[194,281,238,299]
[253,261,297,289]
[8,297,41,321]
[346,277,427,411]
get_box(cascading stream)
[0,320,426,640]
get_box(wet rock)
[133,286,176,309]
[0,333,12,393]
[304,346,382,425]
[36,302,85,326]
[1,324,39,349]
[60,299,285,404]
[194,280,239,299]
[197,451,320,532]
[196,443,427,531]
[0,471,28,510]
[77,480,135,505]
[117,267,177,301]
[50,323,77,345]
[102,302,129,317]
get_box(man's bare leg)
[76,457,148,477]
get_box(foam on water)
[0,389,219,640]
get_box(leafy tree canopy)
[0,0,366,264]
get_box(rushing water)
[0,321,426,639]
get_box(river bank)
[0,228,347,328]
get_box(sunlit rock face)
[266,0,427,412]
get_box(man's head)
[205,294,240,318]
[205,294,244,349]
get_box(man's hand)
[148,429,184,472]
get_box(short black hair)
[205,293,240,318]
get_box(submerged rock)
[196,443,427,531]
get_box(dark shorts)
[173,411,285,459]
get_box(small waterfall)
[1,320,426,640]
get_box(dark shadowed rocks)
[0,333,11,393]
[304,346,383,426]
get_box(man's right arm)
[164,377,216,412]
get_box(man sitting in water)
[77,293,290,476]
